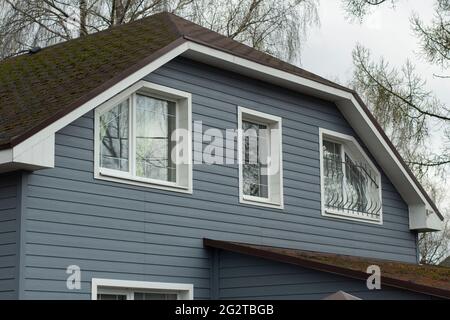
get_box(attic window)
[319,128,382,224]
[238,107,284,209]
[94,81,192,193]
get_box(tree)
[419,220,449,264]
[0,0,319,63]
[346,0,450,264]
[351,45,449,178]
[341,0,396,21]
[411,0,449,72]
[348,0,450,173]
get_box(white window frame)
[91,278,194,300]
[319,128,383,224]
[238,106,284,209]
[94,81,192,193]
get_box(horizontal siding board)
[26,175,413,233]
[26,189,414,242]
[26,207,415,254]
[24,185,414,245]
[0,172,19,299]
[27,176,411,227]
[0,255,16,268]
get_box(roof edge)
[352,93,444,221]
[204,238,450,299]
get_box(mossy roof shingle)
[0,12,180,148]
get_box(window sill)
[323,208,382,225]
[241,195,284,209]
[95,169,192,194]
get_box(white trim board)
[91,278,194,300]
[0,39,442,230]
[237,106,284,209]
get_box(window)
[91,279,193,300]
[319,128,382,224]
[238,107,283,208]
[94,81,192,193]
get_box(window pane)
[97,293,127,300]
[134,292,178,300]
[242,121,268,198]
[135,94,176,182]
[323,140,343,207]
[99,100,129,171]
[345,153,368,212]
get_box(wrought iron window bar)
[324,156,381,219]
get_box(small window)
[95,82,192,193]
[134,291,178,300]
[97,292,127,300]
[92,279,193,300]
[238,107,283,209]
[320,128,382,224]
[97,288,179,300]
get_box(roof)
[441,257,450,267]
[323,291,362,300]
[204,238,450,299]
[0,12,443,220]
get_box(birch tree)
[345,0,450,264]
[0,0,319,62]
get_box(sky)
[300,0,449,214]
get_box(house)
[0,12,448,300]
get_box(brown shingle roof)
[204,238,450,299]
[0,12,443,220]
[0,13,181,148]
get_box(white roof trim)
[0,39,442,229]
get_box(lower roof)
[204,238,450,299]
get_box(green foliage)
[412,0,450,69]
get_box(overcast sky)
[300,0,449,212]
[302,1,448,104]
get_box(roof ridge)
[162,12,187,37]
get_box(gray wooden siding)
[19,57,418,299]
[215,250,433,300]
[0,172,20,299]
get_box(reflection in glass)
[135,94,176,182]
[100,100,129,171]
[242,120,268,198]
